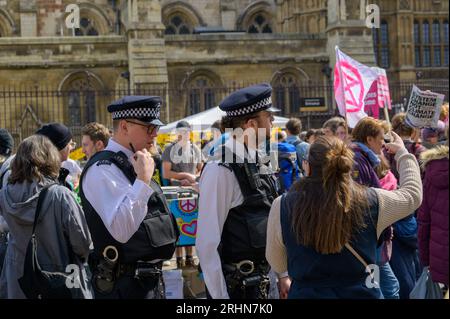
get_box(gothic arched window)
[187,76,217,115]
[75,17,99,36]
[165,14,193,35]
[247,12,273,34]
[273,74,300,115]
[60,72,105,130]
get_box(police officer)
[79,96,179,299]
[196,83,290,299]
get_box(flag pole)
[335,46,348,124]
[383,102,390,126]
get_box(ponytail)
[292,136,368,254]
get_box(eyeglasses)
[69,141,77,148]
[251,111,274,121]
[125,120,159,135]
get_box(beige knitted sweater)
[266,147,423,274]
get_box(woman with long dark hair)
[266,133,422,298]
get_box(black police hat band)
[225,96,272,117]
[112,106,161,120]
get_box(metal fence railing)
[1,79,448,148]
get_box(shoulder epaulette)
[96,159,112,166]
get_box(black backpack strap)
[81,150,116,173]
[216,144,253,198]
[79,150,138,199]
[79,150,117,201]
[31,183,58,235]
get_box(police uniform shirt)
[196,137,259,299]
[82,139,154,243]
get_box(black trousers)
[92,274,165,299]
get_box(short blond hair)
[81,122,110,147]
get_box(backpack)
[277,142,300,193]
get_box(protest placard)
[405,85,445,128]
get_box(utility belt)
[117,261,163,277]
[90,245,162,294]
[222,260,271,298]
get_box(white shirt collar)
[224,137,259,163]
[106,139,134,159]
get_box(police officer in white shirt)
[79,96,179,299]
[196,83,291,299]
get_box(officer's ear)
[119,119,129,134]
[243,117,258,131]
[94,139,105,151]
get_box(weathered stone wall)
[0,0,448,137]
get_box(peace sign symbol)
[179,199,197,213]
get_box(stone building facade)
[0,0,448,141]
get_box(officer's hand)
[384,132,406,155]
[131,149,155,184]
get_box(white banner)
[405,85,445,128]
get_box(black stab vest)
[217,146,280,264]
[79,150,179,264]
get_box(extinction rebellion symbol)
[334,61,365,113]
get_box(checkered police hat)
[219,83,280,118]
[107,96,164,126]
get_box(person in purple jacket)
[418,132,449,287]
[350,117,385,188]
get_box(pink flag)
[334,47,378,128]
[373,67,392,110]
[364,67,392,118]
[364,80,380,118]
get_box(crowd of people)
[0,84,448,300]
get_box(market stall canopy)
[159,106,289,133]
